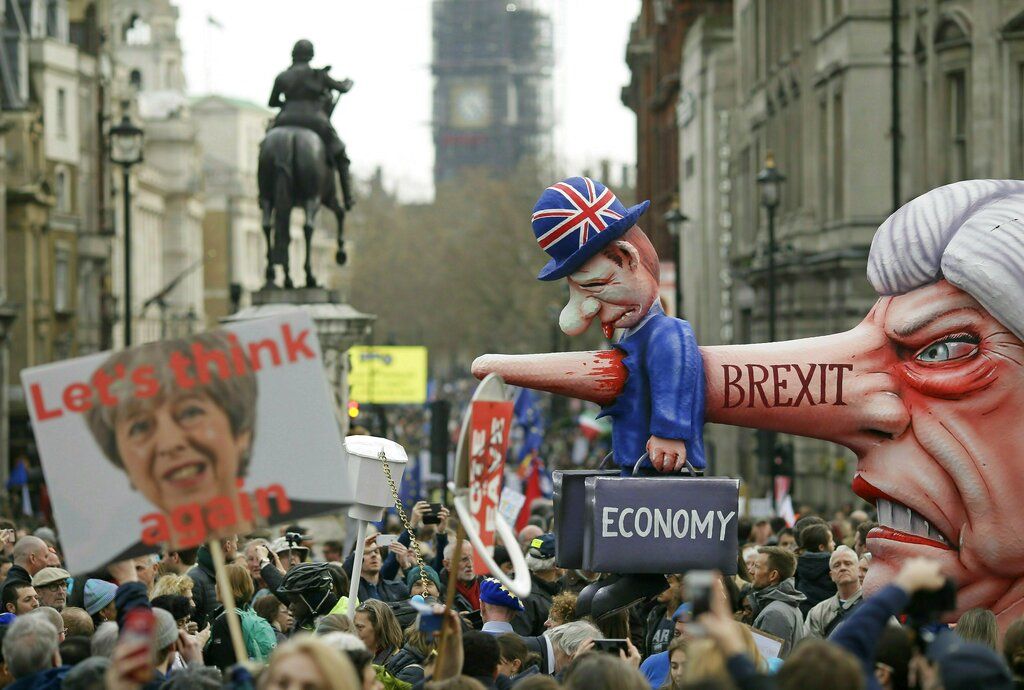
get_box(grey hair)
[546,620,601,656]
[525,553,557,572]
[90,621,119,658]
[25,605,64,633]
[867,179,1024,341]
[829,545,858,569]
[3,614,59,679]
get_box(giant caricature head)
[857,180,1024,621]
[531,176,658,339]
[559,227,661,339]
[707,179,1024,625]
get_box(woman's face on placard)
[113,391,250,514]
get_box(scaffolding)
[432,0,554,184]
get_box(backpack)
[237,607,277,662]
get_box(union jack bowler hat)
[532,176,650,281]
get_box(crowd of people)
[0,500,1018,689]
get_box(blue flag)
[513,388,546,462]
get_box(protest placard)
[21,310,350,574]
[467,400,513,574]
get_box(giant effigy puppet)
[473,177,1024,629]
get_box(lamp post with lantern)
[756,152,789,493]
[108,111,144,347]
[663,206,689,318]
[756,152,785,343]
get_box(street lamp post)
[756,152,786,496]
[756,152,785,342]
[663,206,689,318]
[109,112,144,347]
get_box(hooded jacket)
[187,546,219,629]
[794,551,837,615]
[750,577,806,657]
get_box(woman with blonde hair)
[151,573,194,602]
[262,636,361,690]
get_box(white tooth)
[877,499,892,526]
[898,505,913,532]
[929,526,948,545]
[911,511,929,538]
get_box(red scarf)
[456,577,481,610]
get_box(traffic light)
[347,400,360,419]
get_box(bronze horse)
[256,126,347,289]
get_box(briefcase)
[552,469,619,569]
[582,476,739,575]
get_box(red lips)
[853,474,954,551]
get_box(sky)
[174,0,640,202]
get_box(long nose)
[702,323,910,454]
[473,321,910,455]
[559,287,601,336]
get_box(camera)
[285,532,304,548]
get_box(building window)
[55,168,69,212]
[818,97,828,222]
[56,87,67,139]
[946,70,968,181]
[833,91,844,219]
[935,16,971,184]
[130,69,143,90]
[54,247,70,313]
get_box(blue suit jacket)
[600,303,706,472]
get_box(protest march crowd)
[0,487,1016,690]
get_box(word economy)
[600,506,736,541]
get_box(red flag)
[516,455,542,532]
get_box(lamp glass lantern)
[109,115,144,167]
[663,206,688,238]
[756,152,786,210]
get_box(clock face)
[452,86,490,129]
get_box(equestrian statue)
[258,39,354,288]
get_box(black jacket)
[187,552,219,629]
[794,551,836,615]
[384,643,428,685]
[512,576,560,637]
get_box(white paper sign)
[498,487,526,527]
[21,310,350,574]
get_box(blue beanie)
[84,579,117,616]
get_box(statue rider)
[268,39,355,210]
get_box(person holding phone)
[341,534,410,603]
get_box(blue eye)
[915,335,979,363]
